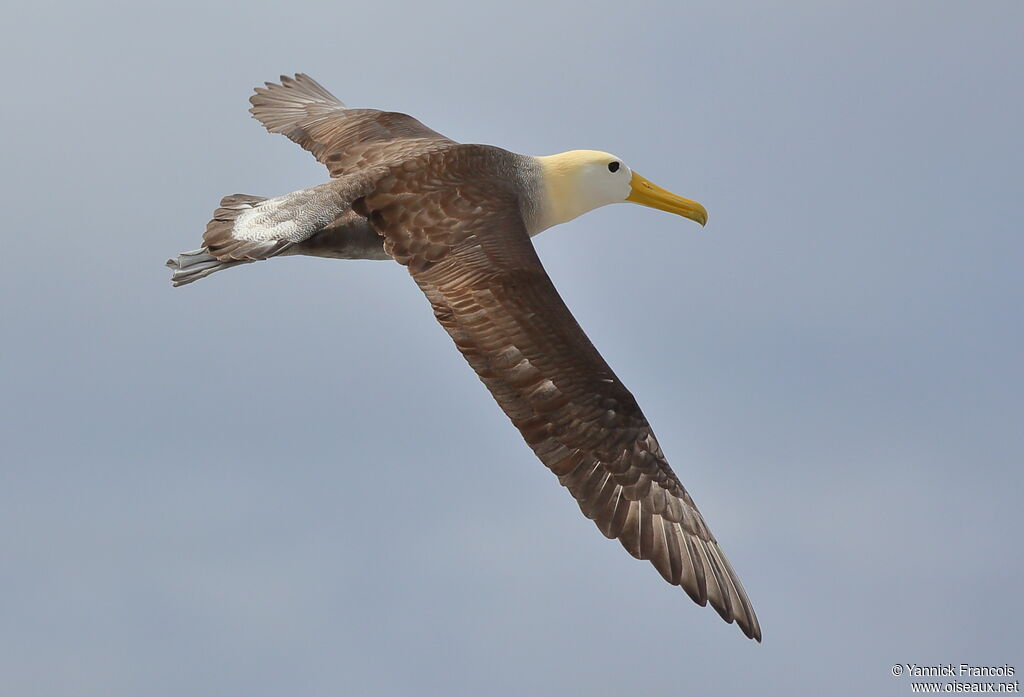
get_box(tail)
[166,194,281,287]
[165,248,251,287]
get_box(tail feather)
[167,184,385,286]
[167,193,291,287]
[165,248,250,287]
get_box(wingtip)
[731,598,762,642]
[744,616,763,642]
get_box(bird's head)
[534,149,708,231]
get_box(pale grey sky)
[1,1,1021,695]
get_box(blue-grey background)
[2,2,1020,695]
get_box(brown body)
[166,74,761,641]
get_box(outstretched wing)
[364,149,762,641]
[249,74,455,177]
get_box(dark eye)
[608,161,620,172]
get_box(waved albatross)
[167,74,761,641]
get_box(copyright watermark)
[891,664,1019,693]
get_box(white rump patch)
[230,185,342,244]
[225,182,344,244]
[233,200,302,242]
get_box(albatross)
[167,74,761,641]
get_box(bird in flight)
[167,74,761,641]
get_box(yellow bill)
[627,172,708,226]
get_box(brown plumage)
[167,74,761,641]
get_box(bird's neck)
[529,152,603,234]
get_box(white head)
[533,149,707,233]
